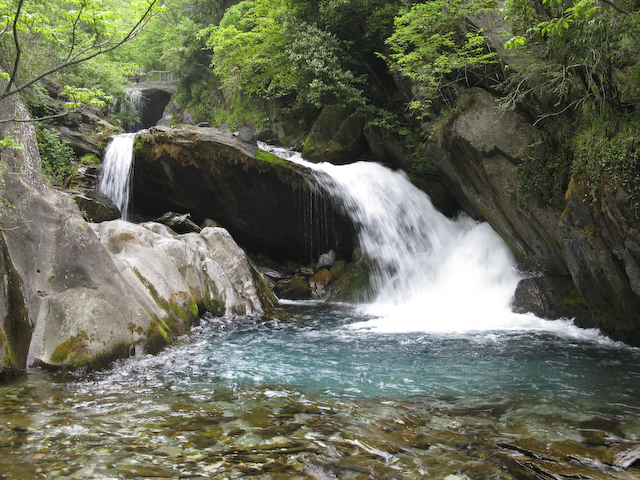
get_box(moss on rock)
[50,331,91,367]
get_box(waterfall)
[99,133,136,221]
[260,142,530,333]
[120,89,143,132]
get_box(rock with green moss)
[327,259,372,302]
[132,125,355,263]
[301,105,367,164]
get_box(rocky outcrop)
[424,89,569,276]
[130,85,176,129]
[302,105,368,164]
[0,93,276,378]
[558,180,640,344]
[131,125,356,263]
[511,276,594,328]
[399,86,640,345]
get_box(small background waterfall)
[99,133,136,220]
[121,88,143,132]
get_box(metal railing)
[130,71,178,84]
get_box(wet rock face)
[558,182,640,345]
[301,105,368,164]
[132,125,356,264]
[512,276,594,328]
[427,88,568,276]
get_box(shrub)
[35,127,76,184]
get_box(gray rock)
[317,250,337,269]
[512,276,594,328]
[0,90,277,376]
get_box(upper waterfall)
[99,133,136,221]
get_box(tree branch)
[0,0,159,104]
[65,2,87,62]
[4,0,26,98]
[599,0,630,15]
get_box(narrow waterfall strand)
[99,133,136,221]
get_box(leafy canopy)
[0,0,161,109]
[501,0,640,112]
[382,0,497,116]
[201,0,365,110]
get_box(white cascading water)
[260,143,589,335]
[99,133,136,220]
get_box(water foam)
[259,143,603,339]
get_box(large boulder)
[0,91,276,378]
[131,125,356,264]
[301,105,368,164]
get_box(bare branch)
[0,110,71,124]
[66,2,87,62]
[4,0,26,97]
[599,0,630,15]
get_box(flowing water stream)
[99,133,136,221]
[1,145,640,479]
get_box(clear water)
[98,133,136,220]
[1,306,639,479]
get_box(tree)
[202,0,365,111]
[502,0,640,113]
[0,0,162,122]
[381,0,497,118]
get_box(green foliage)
[0,137,23,219]
[35,127,76,184]
[61,86,112,109]
[502,0,640,113]
[79,153,101,165]
[571,112,640,209]
[202,0,366,111]
[0,0,160,116]
[382,0,497,117]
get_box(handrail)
[130,71,178,84]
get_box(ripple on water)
[1,306,640,479]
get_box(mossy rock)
[50,331,91,367]
[275,275,311,300]
[302,105,366,164]
[328,260,372,302]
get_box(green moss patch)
[50,331,90,367]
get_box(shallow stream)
[1,302,639,479]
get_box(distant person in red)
[135,73,140,83]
